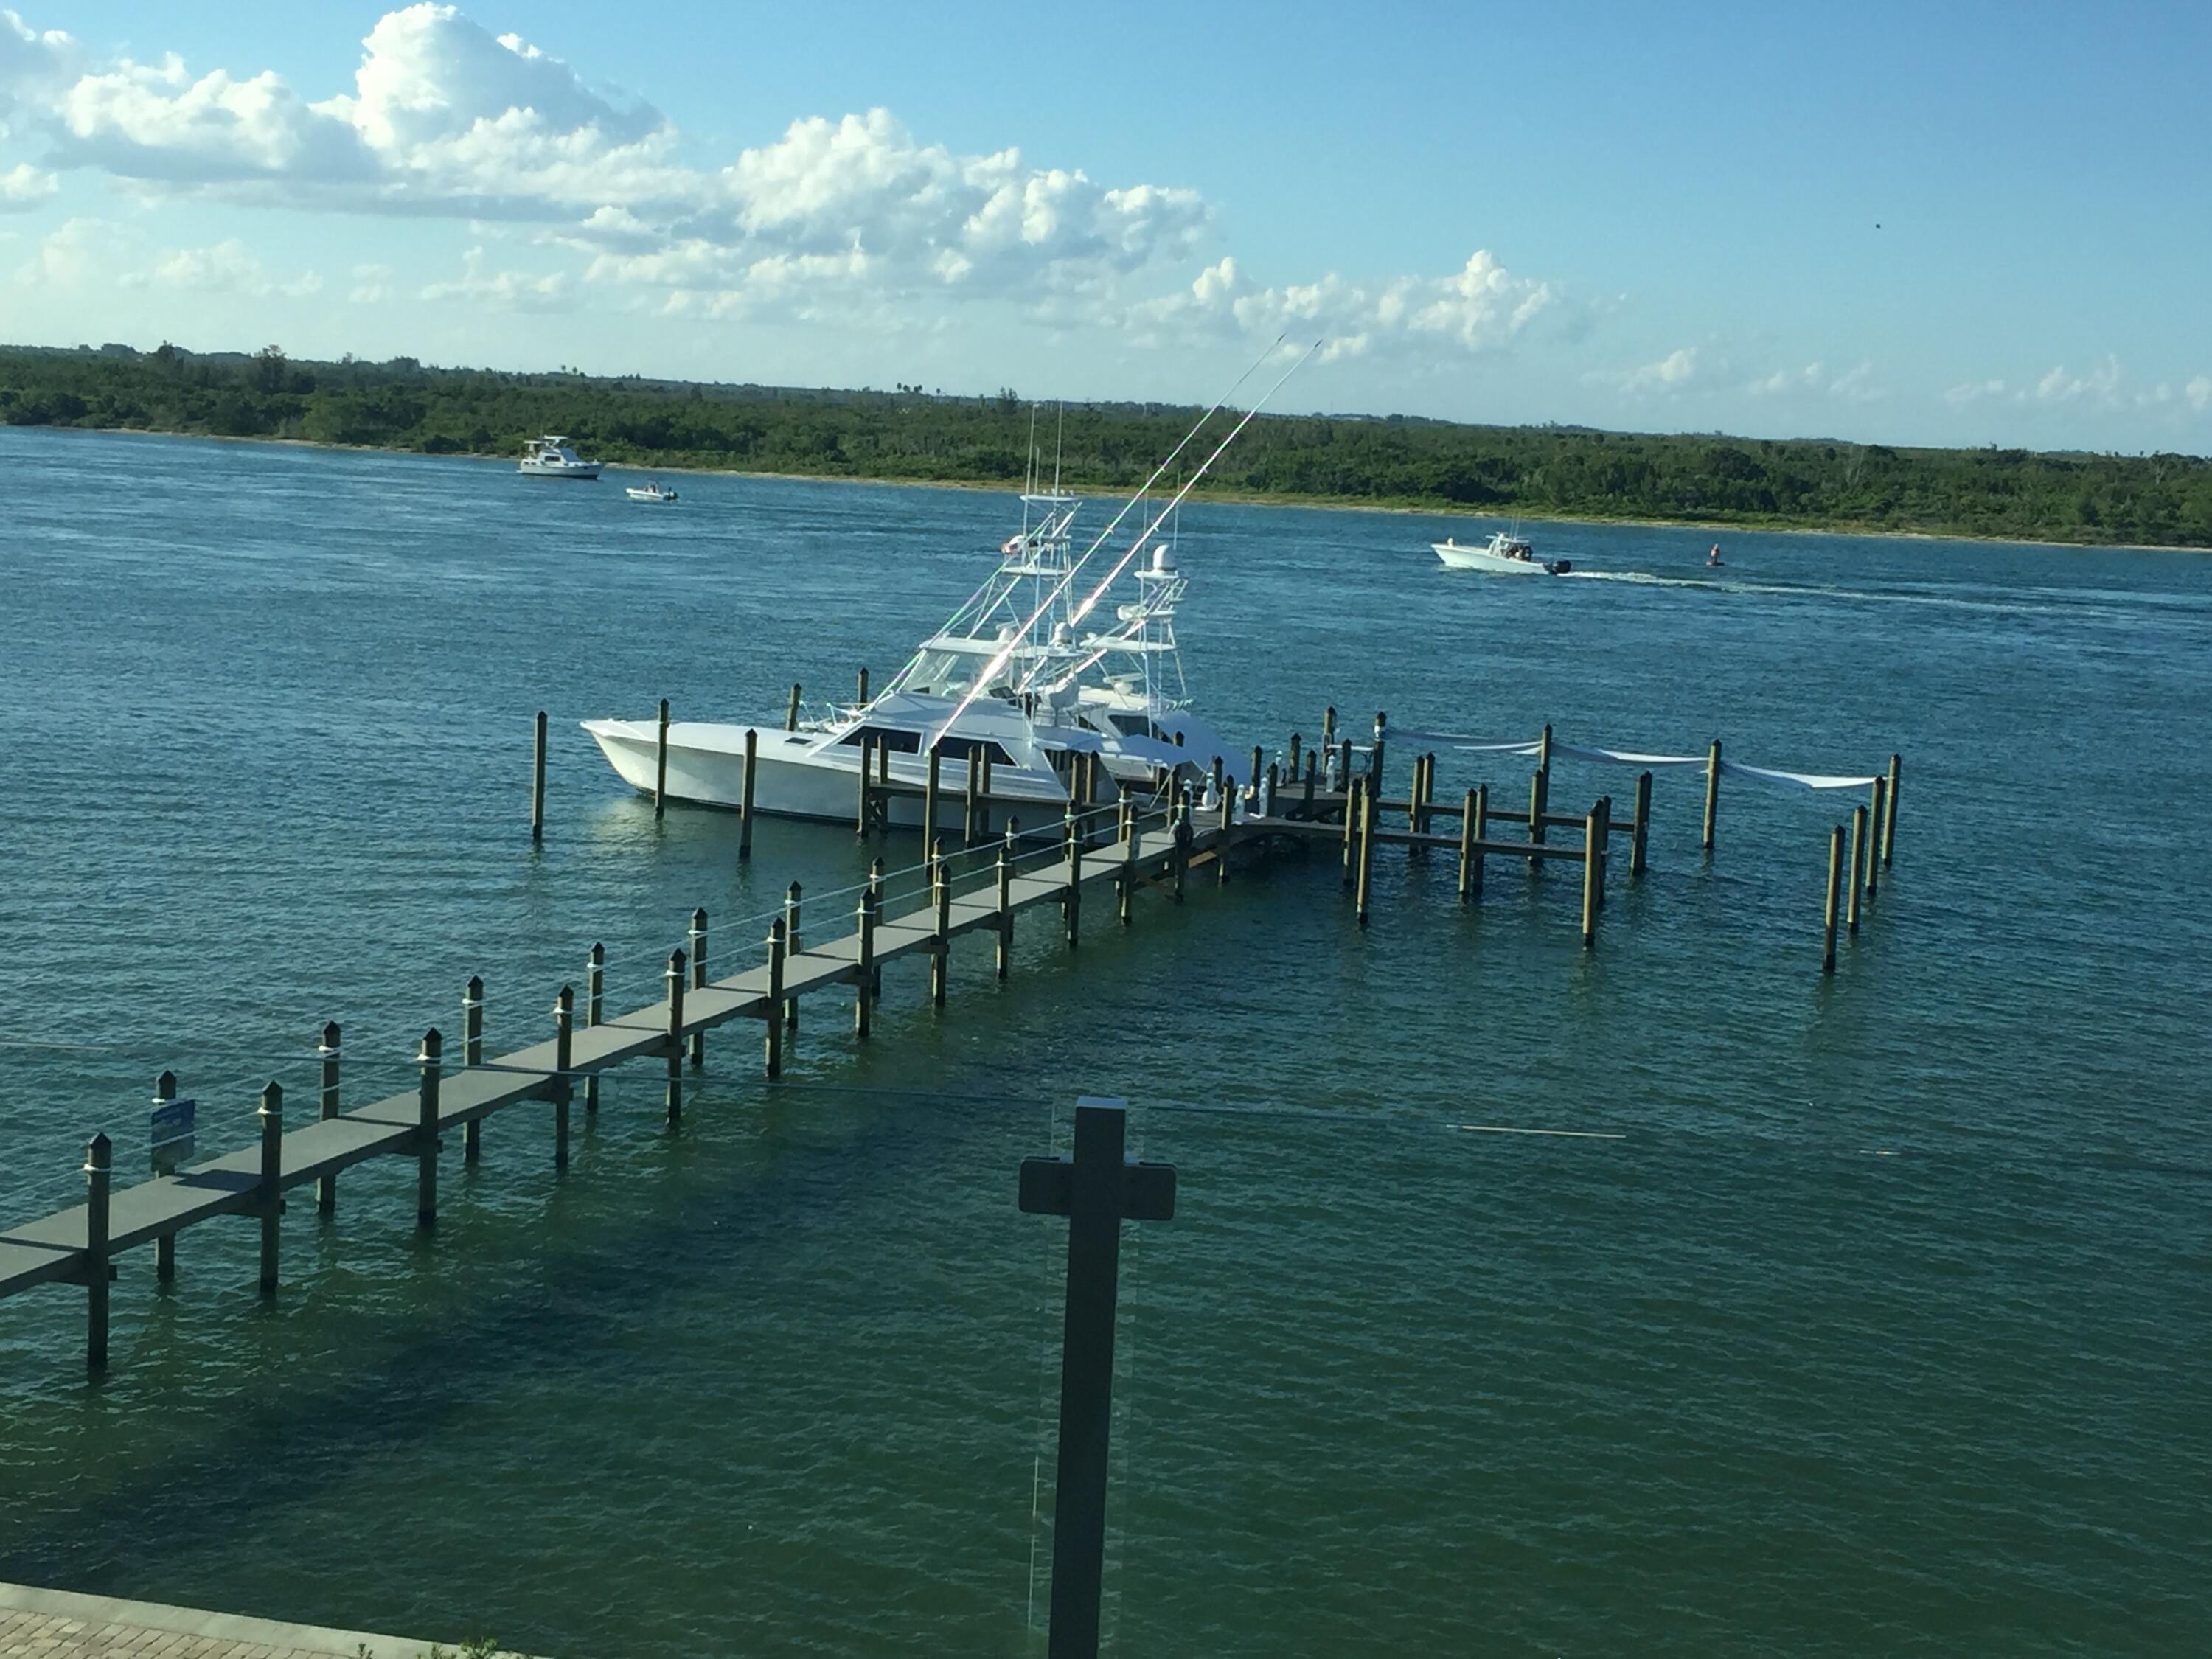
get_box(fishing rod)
[925,333,1291,745]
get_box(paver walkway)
[0,1582,508,1659]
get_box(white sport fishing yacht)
[519,435,602,479]
[582,348,1318,836]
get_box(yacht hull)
[582,719,1077,836]
[1433,542,1549,574]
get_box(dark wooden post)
[1538,723,1554,773]
[1702,738,1722,851]
[1369,712,1388,803]
[415,1028,442,1229]
[1340,775,1362,886]
[1457,787,1478,903]
[1882,754,1901,867]
[1527,764,1549,866]
[1018,1098,1177,1659]
[997,821,1018,978]
[1631,769,1653,877]
[1119,801,1138,925]
[1301,748,1318,818]
[978,749,994,837]
[857,666,870,707]
[962,746,981,844]
[531,709,548,841]
[1822,825,1845,973]
[316,1026,340,1215]
[1865,776,1887,900]
[1287,732,1301,781]
[785,883,802,1032]
[462,975,484,1164]
[585,944,604,1116]
[664,947,686,1126]
[1248,744,1264,811]
[552,984,574,1170]
[785,682,802,731]
[1581,807,1604,950]
[1847,806,1868,936]
[1171,787,1190,904]
[1335,737,1352,799]
[738,727,757,860]
[855,734,874,838]
[1063,813,1082,947]
[1593,795,1613,910]
[655,698,670,818]
[154,1069,181,1280]
[1319,705,1337,762]
[931,838,952,1005]
[869,857,886,1001]
[855,893,877,1037]
[689,908,708,1065]
[257,1082,282,1297]
[763,920,786,1079]
[1264,761,1279,820]
[1354,779,1379,925]
[84,1132,111,1371]
[924,745,942,844]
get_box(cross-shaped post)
[1019,1096,1177,1659]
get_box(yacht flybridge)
[582,342,1321,836]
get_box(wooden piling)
[655,698,670,818]
[855,894,877,1036]
[1702,738,1722,851]
[1065,814,1083,945]
[855,735,874,837]
[931,839,952,1004]
[1119,804,1138,925]
[1527,765,1550,866]
[689,908,708,1065]
[664,948,686,1126]
[785,683,802,732]
[1593,796,1613,911]
[1457,788,1477,902]
[763,922,785,1079]
[1847,806,1868,936]
[1370,712,1389,803]
[978,749,992,835]
[1539,723,1554,773]
[531,709,547,842]
[415,1028,441,1229]
[316,1028,340,1214]
[1320,706,1336,759]
[964,746,983,844]
[257,1082,282,1297]
[1265,760,1280,819]
[1407,753,1425,835]
[1354,779,1379,926]
[998,822,1017,978]
[869,858,886,1001]
[1822,824,1844,973]
[1171,787,1189,904]
[1248,745,1264,810]
[1581,806,1603,950]
[155,1069,180,1279]
[1287,732,1302,781]
[1341,776,1362,886]
[857,666,870,707]
[1301,750,1318,817]
[738,727,757,860]
[1865,776,1886,901]
[1631,770,1653,878]
[784,883,802,1032]
[584,943,604,1116]
[924,745,942,842]
[462,975,484,1164]
[83,1133,110,1371]
[552,985,573,1170]
[1882,754,1901,866]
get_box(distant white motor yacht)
[1433,529,1570,575]
[519,435,602,479]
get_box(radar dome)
[1150,546,1178,574]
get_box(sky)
[1,1,2206,451]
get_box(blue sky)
[1,1,2205,451]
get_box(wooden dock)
[2,709,1902,1369]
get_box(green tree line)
[5,341,2209,546]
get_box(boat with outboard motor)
[1432,529,1570,575]
[625,481,680,502]
[581,345,1318,837]
[520,436,602,479]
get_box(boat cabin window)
[935,734,1015,766]
[837,726,923,754]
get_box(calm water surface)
[1,428,2207,1655]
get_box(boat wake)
[1552,566,2198,624]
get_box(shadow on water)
[0,1068,1036,1590]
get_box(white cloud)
[349,260,395,302]
[2033,357,2122,405]
[419,243,568,310]
[1747,359,1880,402]
[125,237,321,296]
[10,212,118,283]
[1124,249,1554,360]
[0,156,53,205]
[0,7,80,132]
[1613,347,1698,394]
[2188,375,2211,414]
[1944,378,2006,407]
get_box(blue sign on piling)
[150,1097,196,1175]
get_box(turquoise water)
[1,426,2206,1655]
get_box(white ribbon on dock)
[1384,732,1880,791]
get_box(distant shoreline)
[12,420,2208,556]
